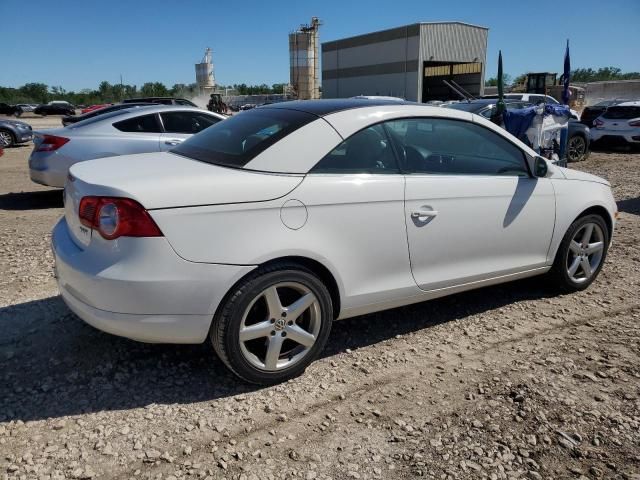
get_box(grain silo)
[289,17,321,100]
[195,48,215,96]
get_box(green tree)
[140,82,169,97]
[18,83,49,103]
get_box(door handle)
[411,209,439,218]
[164,139,182,145]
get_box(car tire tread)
[210,261,333,385]
[547,214,609,293]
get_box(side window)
[113,114,161,133]
[311,124,400,174]
[161,112,219,134]
[385,118,528,177]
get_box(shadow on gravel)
[618,197,640,216]
[0,277,554,423]
[0,190,63,210]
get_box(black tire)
[548,214,609,292]
[211,262,333,384]
[567,134,587,162]
[0,129,15,147]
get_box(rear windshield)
[602,106,640,119]
[172,108,317,169]
[68,108,143,128]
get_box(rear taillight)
[629,120,640,127]
[35,134,70,152]
[78,196,162,240]
[594,118,604,129]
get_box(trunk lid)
[67,151,304,210]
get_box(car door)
[111,113,163,154]
[385,117,555,291]
[296,123,413,310]
[159,111,221,151]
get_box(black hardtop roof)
[258,98,420,117]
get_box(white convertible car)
[52,99,617,384]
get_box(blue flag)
[562,40,571,105]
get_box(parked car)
[484,93,559,105]
[81,103,112,114]
[447,100,590,162]
[446,98,533,118]
[0,102,19,116]
[52,99,617,384]
[123,97,197,107]
[0,119,34,147]
[483,94,580,119]
[34,101,75,116]
[15,104,38,116]
[590,101,640,147]
[30,105,225,187]
[62,102,155,126]
[580,99,629,127]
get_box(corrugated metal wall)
[418,23,488,100]
[321,23,488,102]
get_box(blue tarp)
[543,103,571,117]
[503,107,537,141]
[503,104,571,142]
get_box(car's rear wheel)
[548,214,609,292]
[567,135,587,162]
[0,129,14,147]
[211,263,333,384]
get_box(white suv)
[591,101,640,146]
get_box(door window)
[160,111,220,134]
[311,124,399,174]
[385,118,528,176]
[113,114,161,133]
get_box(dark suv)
[123,97,197,107]
[34,101,75,116]
[0,103,19,116]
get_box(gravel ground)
[1,116,639,480]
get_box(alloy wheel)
[568,136,586,162]
[239,282,321,371]
[566,222,605,283]
[0,130,13,147]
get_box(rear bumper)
[52,218,255,343]
[590,130,640,144]
[30,167,66,187]
[29,152,70,187]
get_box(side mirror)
[533,156,548,177]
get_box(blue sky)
[1,0,638,90]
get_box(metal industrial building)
[322,22,488,102]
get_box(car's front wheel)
[0,129,14,147]
[211,263,333,384]
[548,214,609,292]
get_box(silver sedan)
[29,105,226,187]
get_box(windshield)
[603,106,640,119]
[172,108,317,169]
